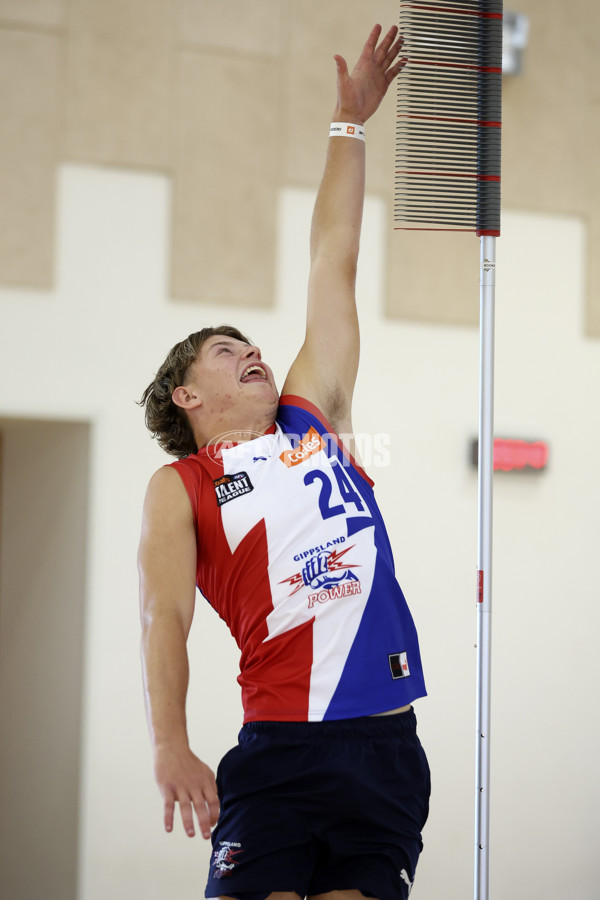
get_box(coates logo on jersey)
[279,427,324,467]
[212,841,243,879]
[280,544,362,609]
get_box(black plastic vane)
[395,0,502,235]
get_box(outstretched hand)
[334,24,406,125]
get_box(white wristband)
[329,122,365,141]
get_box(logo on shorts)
[400,867,414,894]
[212,841,243,878]
[389,652,410,680]
[213,471,253,506]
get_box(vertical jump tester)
[394,2,503,899]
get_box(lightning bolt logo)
[279,544,361,596]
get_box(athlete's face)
[188,335,279,426]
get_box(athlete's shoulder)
[156,452,215,527]
[146,462,189,493]
[277,394,334,435]
[141,464,195,533]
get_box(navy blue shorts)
[205,708,430,900]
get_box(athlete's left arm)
[282,25,405,434]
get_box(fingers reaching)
[376,24,399,59]
[385,48,408,86]
[363,22,384,56]
[374,25,406,81]
[333,53,349,80]
[334,23,407,123]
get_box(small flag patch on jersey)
[213,471,253,506]
[389,652,410,680]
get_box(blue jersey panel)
[277,396,426,715]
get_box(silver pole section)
[475,234,496,900]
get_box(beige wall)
[0,0,599,332]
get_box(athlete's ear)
[172,385,202,411]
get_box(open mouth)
[240,364,268,384]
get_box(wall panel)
[0,28,62,288]
[65,0,174,168]
[178,0,285,56]
[170,50,279,306]
[0,0,66,28]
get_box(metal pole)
[475,234,496,900]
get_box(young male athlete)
[139,24,430,900]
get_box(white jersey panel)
[218,425,376,719]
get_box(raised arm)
[139,466,219,839]
[282,25,405,434]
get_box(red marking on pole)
[478,570,484,604]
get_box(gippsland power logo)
[280,544,362,609]
[212,841,243,878]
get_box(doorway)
[0,418,90,900]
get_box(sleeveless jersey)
[170,395,426,723]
